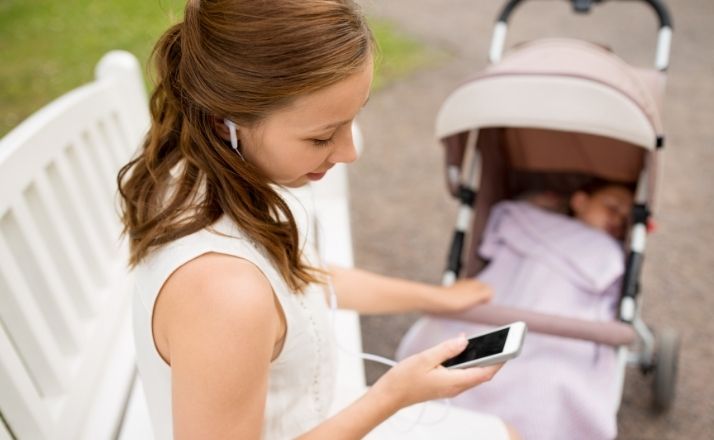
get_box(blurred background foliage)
[0,0,441,136]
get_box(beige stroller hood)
[436,38,666,150]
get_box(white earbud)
[223,118,245,160]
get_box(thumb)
[418,334,468,367]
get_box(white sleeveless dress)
[132,214,336,440]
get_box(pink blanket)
[397,201,625,440]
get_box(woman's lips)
[307,171,327,181]
[307,166,333,181]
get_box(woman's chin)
[280,175,311,188]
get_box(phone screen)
[442,328,510,368]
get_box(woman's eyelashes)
[311,136,334,147]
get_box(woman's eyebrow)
[311,96,370,131]
[318,120,350,131]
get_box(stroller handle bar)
[489,0,673,70]
[441,304,638,347]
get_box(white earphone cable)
[285,179,453,432]
[325,275,451,431]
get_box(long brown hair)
[118,0,373,291]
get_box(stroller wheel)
[652,328,680,412]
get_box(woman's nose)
[329,134,358,164]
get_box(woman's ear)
[570,191,589,216]
[213,117,233,141]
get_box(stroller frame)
[438,0,678,412]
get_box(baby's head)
[569,181,634,240]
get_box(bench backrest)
[0,51,148,440]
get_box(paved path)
[351,1,714,438]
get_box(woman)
[119,1,516,438]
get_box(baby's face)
[571,186,633,240]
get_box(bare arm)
[156,253,278,439]
[328,265,492,315]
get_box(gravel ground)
[350,0,714,438]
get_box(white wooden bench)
[0,51,369,439]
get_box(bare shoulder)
[154,252,278,364]
[156,252,280,437]
[165,251,274,304]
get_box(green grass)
[0,1,441,136]
[370,18,443,91]
[0,0,185,136]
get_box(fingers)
[389,345,504,406]
[465,363,502,382]
[479,284,493,302]
[447,363,500,384]
[415,335,468,367]
[459,279,493,301]
[473,279,493,299]
[437,363,503,396]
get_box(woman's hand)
[370,335,502,410]
[424,278,493,314]
[298,336,505,440]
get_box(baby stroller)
[400,0,679,437]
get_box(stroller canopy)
[436,38,666,150]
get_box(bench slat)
[77,128,116,201]
[109,106,140,156]
[9,199,85,354]
[95,116,127,170]
[0,298,54,440]
[117,374,154,440]
[65,137,119,245]
[0,420,14,440]
[0,232,71,396]
[33,172,98,316]
[60,277,135,440]
[53,152,113,280]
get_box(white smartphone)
[442,321,527,369]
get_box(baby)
[523,180,634,240]
[568,181,633,240]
